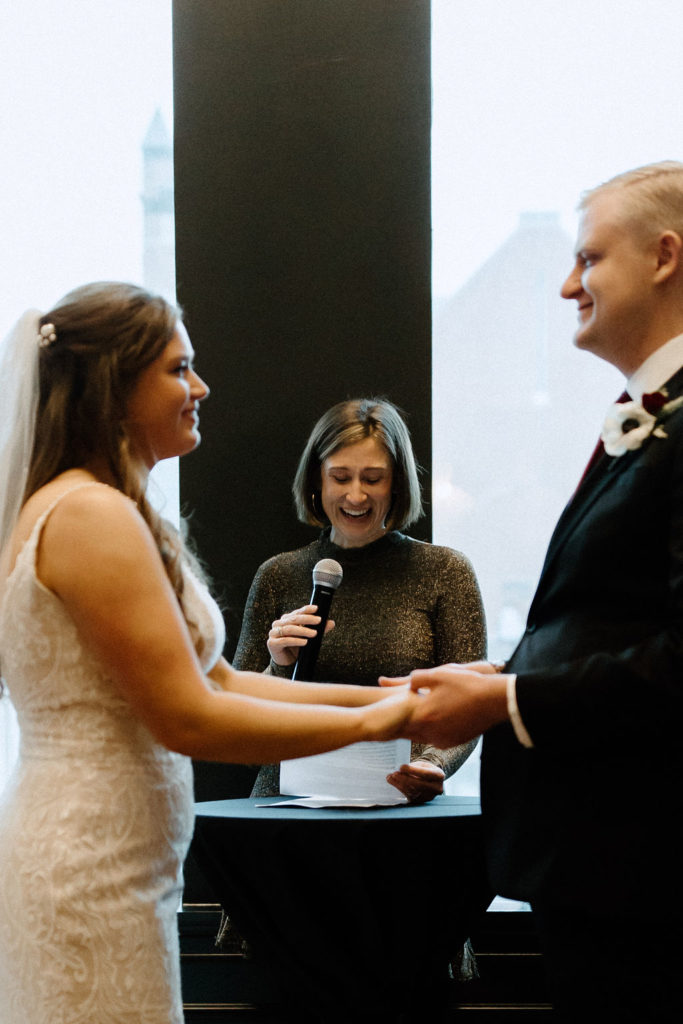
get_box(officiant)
[232,397,486,802]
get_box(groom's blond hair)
[580,160,683,241]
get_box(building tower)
[141,109,175,302]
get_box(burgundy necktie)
[574,389,630,493]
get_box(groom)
[398,162,683,1021]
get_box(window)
[433,0,678,789]
[432,0,682,910]
[0,1,175,792]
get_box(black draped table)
[192,794,490,1022]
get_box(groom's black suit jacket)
[482,365,683,915]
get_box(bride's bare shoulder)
[21,474,140,553]
[3,473,138,585]
[22,472,130,526]
[34,476,159,594]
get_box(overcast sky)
[432,0,683,296]
[1,2,681,313]
[0,1,173,331]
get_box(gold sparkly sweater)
[232,530,487,795]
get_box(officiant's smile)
[320,435,393,549]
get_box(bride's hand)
[361,688,420,742]
[267,604,335,666]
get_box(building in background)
[433,211,618,661]
[142,109,176,303]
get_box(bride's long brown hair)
[25,281,200,607]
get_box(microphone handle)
[291,583,336,681]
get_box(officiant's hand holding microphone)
[268,558,342,675]
[268,603,336,666]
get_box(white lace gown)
[0,491,225,1024]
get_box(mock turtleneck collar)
[317,528,405,563]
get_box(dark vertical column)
[173,0,431,901]
[173,0,432,657]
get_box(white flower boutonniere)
[601,391,683,457]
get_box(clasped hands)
[381,660,511,751]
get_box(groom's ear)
[654,230,683,283]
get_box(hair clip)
[38,323,57,348]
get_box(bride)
[0,282,416,1024]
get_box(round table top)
[195,793,480,823]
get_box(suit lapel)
[532,364,683,601]
[539,450,631,573]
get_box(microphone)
[291,558,343,681]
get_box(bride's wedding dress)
[0,486,225,1023]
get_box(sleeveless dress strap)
[37,480,117,525]
[27,481,119,560]
[2,482,120,601]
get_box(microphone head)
[312,558,343,590]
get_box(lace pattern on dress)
[0,483,225,1024]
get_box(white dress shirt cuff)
[506,674,534,748]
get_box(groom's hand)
[381,665,510,748]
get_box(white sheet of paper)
[279,738,411,805]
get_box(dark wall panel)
[173,0,432,653]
